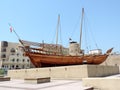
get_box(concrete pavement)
[0,79,91,90]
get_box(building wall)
[102,54,120,66]
[0,41,31,70]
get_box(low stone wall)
[87,65,119,77]
[83,78,120,90]
[7,65,119,80]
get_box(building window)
[1,41,8,47]
[12,65,14,69]
[16,59,19,62]
[11,53,15,55]
[1,54,6,58]
[2,65,4,68]
[12,59,15,62]
[27,59,29,62]
[2,59,5,62]
[23,59,25,62]
[10,48,15,53]
[17,53,19,56]
[27,65,29,68]
[1,48,6,52]
[16,65,19,69]
[22,65,24,69]
[6,65,8,68]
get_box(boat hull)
[26,52,109,67]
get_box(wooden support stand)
[84,87,94,90]
[24,77,50,84]
[0,76,11,81]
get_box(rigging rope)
[70,14,81,39]
[69,9,99,52]
[84,13,99,50]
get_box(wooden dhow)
[19,8,113,67]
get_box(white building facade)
[0,41,31,71]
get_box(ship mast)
[55,14,60,55]
[79,8,84,50]
[56,14,60,45]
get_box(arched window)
[17,53,19,56]
[12,65,14,69]
[27,59,29,62]
[10,48,15,53]
[16,65,19,69]
[23,59,25,62]
[12,59,15,62]
[16,59,19,62]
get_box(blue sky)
[0,0,120,53]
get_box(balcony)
[1,48,6,52]
[1,54,6,58]
[1,41,8,47]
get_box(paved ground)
[0,74,119,90]
[1,74,120,90]
[0,79,91,90]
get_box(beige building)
[102,54,120,66]
[0,41,31,71]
